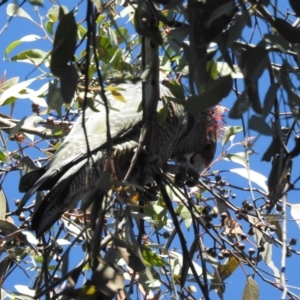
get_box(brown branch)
[0,116,72,139]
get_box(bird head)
[193,106,225,171]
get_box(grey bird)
[18,81,222,236]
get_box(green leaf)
[115,239,145,272]
[4,35,41,59]
[9,117,26,138]
[59,65,78,104]
[107,27,118,48]
[226,10,249,47]
[105,86,126,102]
[50,11,77,77]
[6,4,33,21]
[248,115,273,136]
[222,126,243,146]
[168,81,185,99]
[47,81,63,117]
[218,254,239,281]
[115,27,129,44]
[230,168,268,192]
[0,189,7,220]
[290,204,300,230]
[205,1,235,28]
[77,24,87,40]
[28,0,43,5]
[216,62,243,79]
[9,49,47,65]
[133,7,163,46]
[0,77,19,92]
[0,78,35,106]
[229,90,251,119]
[242,277,259,300]
[24,116,44,141]
[223,153,247,168]
[273,18,300,44]
[98,36,115,64]
[47,5,69,22]
[264,33,289,52]
[90,0,102,11]
[0,151,7,162]
[287,89,300,118]
[185,75,232,112]
[45,20,54,35]
[263,83,279,119]
[290,0,300,17]
[241,47,268,81]
[157,104,169,125]
[206,60,218,80]
[141,246,167,267]
[0,220,19,236]
[109,48,122,70]
[52,125,64,136]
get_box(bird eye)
[205,143,212,150]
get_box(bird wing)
[18,82,172,210]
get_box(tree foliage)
[1,0,300,299]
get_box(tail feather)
[19,169,46,193]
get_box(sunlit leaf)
[0,78,35,106]
[109,48,122,70]
[14,285,35,297]
[141,246,167,267]
[6,4,33,21]
[222,126,243,146]
[45,20,54,35]
[0,151,7,163]
[168,251,207,278]
[9,117,26,138]
[223,153,248,168]
[4,35,41,59]
[28,0,43,6]
[0,189,7,220]
[9,49,47,65]
[47,5,69,22]
[242,277,259,300]
[24,116,44,141]
[218,254,239,280]
[91,0,102,11]
[107,27,118,48]
[291,204,300,230]
[230,168,268,192]
[216,62,243,78]
[52,125,64,136]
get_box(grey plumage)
[19,82,220,236]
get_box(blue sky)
[0,1,300,299]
